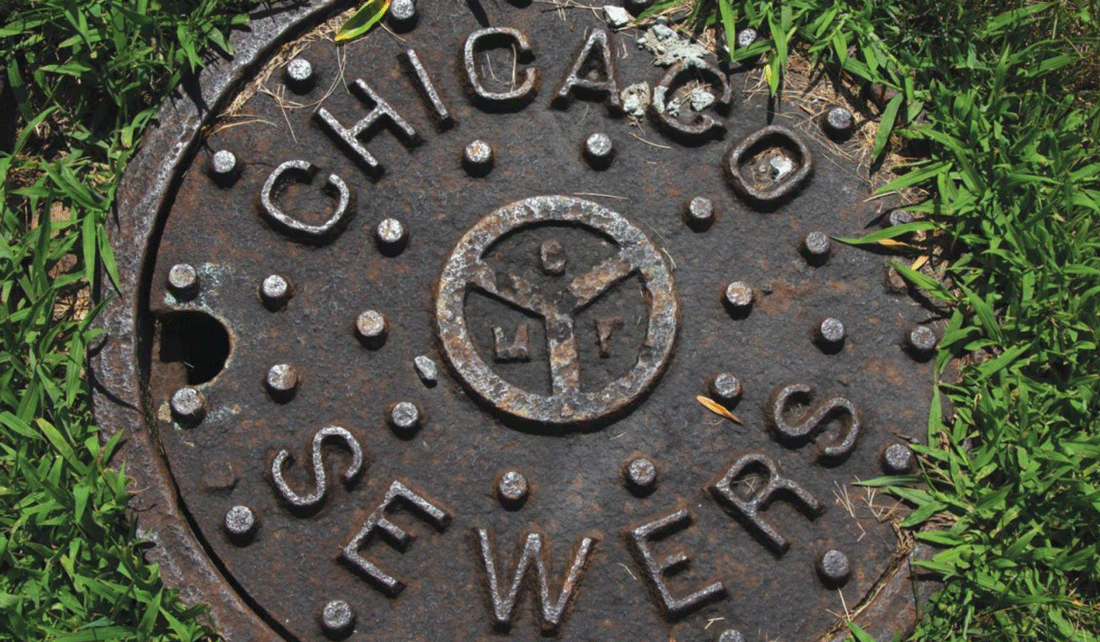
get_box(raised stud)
[170,387,206,425]
[583,132,614,170]
[888,208,914,227]
[905,324,937,360]
[463,139,494,177]
[625,456,658,494]
[320,599,355,637]
[260,274,292,310]
[210,150,240,186]
[224,505,258,543]
[387,0,417,30]
[414,355,438,386]
[822,105,855,140]
[355,310,388,349]
[718,630,746,642]
[709,373,742,404]
[884,264,908,293]
[265,364,299,401]
[167,263,199,299]
[284,58,315,93]
[211,149,237,175]
[375,218,408,255]
[882,443,915,474]
[389,401,421,436]
[816,549,851,586]
[724,281,754,311]
[815,317,846,350]
[682,196,715,231]
[801,231,832,266]
[496,470,529,508]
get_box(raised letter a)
[474,528,597,634]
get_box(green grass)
[0,1,251,639]
[1,0,1098,640]
[683,0,1100,639]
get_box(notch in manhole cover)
[95,3,939,642]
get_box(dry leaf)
[911,254,929,270]
[696,395,744,425]
[876,238,921,251]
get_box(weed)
[1,1,252,640]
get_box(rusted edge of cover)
[826,542,940,642]
[91,2,340,640]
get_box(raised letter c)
[463,28,540,111]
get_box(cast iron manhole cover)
[96,3,938,642]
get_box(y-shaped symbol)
[436,196,678,426]
[465,243,638,396]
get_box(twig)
[631,132,672,149]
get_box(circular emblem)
[436,196,678,425]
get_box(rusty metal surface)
[92,2,347,640]
[96,2,941,642]
[436,195,678,425]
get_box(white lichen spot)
[162,262,233,309]
[651,85,667,114]
[197,262,231,288]
[666,94,683,117]
[688,87,716,111]
[664,86,715,117]
[621,83,652,117]
[603,5,630,28]
[637,22,711,67]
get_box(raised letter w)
[474,528,597,634]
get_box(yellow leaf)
[876,238,923,251]
[911,255,929,270]
[696,395,744,425]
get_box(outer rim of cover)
[89,2,937,640]
[92,2,340,640]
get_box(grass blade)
[891,261,955,302]
[834,221,935,245]
[36,418,80,470]
[876,160,951,193]
[846,622,876,642]
[335,0,391,43]
[717,0,737,61]
[871,92,903,164]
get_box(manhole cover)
[95,3,938,642]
